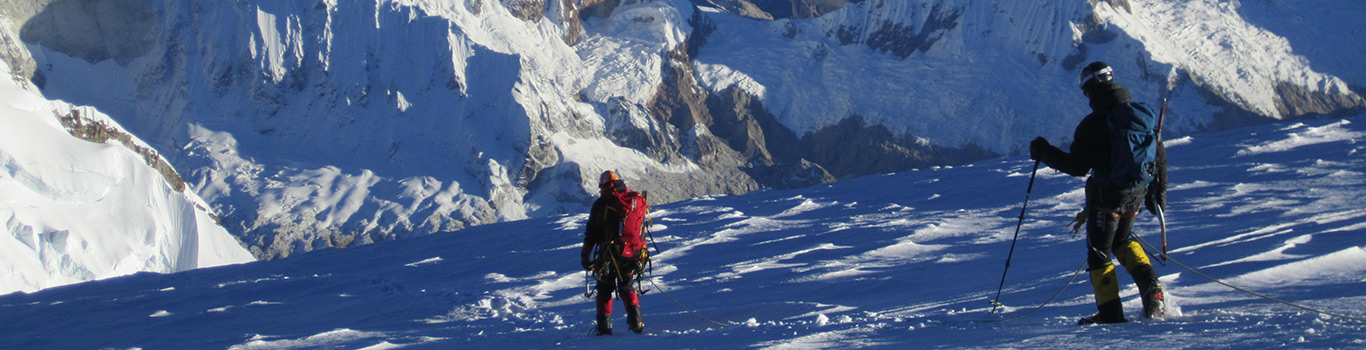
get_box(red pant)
[595,259,639,315]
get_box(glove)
[581,254,594,271]
[1145,188,1166,216]
[1029,137,1051,161]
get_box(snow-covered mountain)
[1,0,1361,260]
[0,59,254,295]
[0,115,1361,348]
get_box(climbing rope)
[646,277,730,328]
[982,258,1088,323]
[1132,234,1366,322]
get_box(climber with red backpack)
[581,170,651,335]
[1030,62,1169,325]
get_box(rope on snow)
[1132,234,1366,323]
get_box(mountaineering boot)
[1077,309,1128,325]
[626,305,644,334]
[594,313,613,336]
[1143,281,1166,319]
[1116,241,1165,319]
[1078,299,1127,325]
[1080,265,1127,325]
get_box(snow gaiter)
[1089,264,1125,322]
[618,281,641,332]
[625,304,643,333]
[1116,240,1159,297]
[595,312,612,335]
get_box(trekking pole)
[990,160,1041,312]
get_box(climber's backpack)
[605,190,650,261]
[1097,102,1160,190]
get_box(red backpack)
[605,190,650,260]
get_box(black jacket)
[584,195,621,246]
[581,191,624,262]
[1039,83,1168,211]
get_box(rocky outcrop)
[1274,82,1366,118]
[801,116,991,180]
[502,0,546,21]
[56,107,187,193]
[831,2,961,58]
[747,0,848,19]
[691,0,774,20]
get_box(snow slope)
[0,62,254,295]
[1,114,1361,348]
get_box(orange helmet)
[599,170,621,188]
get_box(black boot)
[1143,281,1166,319]
[1078,300,1127,325]
[1127,262,1166,320]
[594,313,613,336]
[1082,266,1128,325]
[626,306,644,334]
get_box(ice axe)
[1155,203,1168,263]
[1155,95,1169,264]
[1155,66,1175,262]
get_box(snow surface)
[1,115,1362,349]
[0,61,254,294]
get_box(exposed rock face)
[747,0,848,19]
[558,0,586,45]
[801,116,991,180]
[817,2,962,58]
[580,0,621,19]
[1274,82,1366,118]
[56,108,187,193]
[706,86,836,188]
[691,0,774,20]
[18,0,156,65]
[502,0,546,22]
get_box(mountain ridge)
[0,0,1359,261]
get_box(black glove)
[581,254,594,271]
[1145,188,1166,216]
[1029,137,1051,161]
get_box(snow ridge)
[0,61,253,294]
